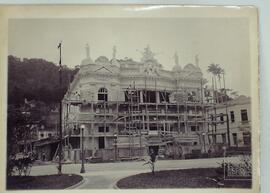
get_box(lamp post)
[222,72,231,148]
[80,124,85,173]
[202,132,206,153]
[57,42,62,175]
[113,133,117,161]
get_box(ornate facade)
[62,45,209,161]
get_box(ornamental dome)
[81,57,94,66]
[183,63,202,73]
[95,56,110,64]
[110,58,120,67]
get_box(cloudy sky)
[9,18,251,96]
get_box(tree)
[207,63,225,102]
[7,101,49,157]
[207,63,224,88]
[7,105,27,157]
[8,55,78,105]
[207,63,231,147]
[208,63,218,102]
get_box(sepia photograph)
[0,5,259,192]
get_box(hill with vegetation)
[8,55,78,105]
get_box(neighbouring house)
[206,95,251,155]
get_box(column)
[142,113,145,130]
[91,122,95,156]
[156,91,160,103]
[146,105,150,132]
[140,91,143,103]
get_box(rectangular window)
[213,135,217,144]
[69,137,80,149]
[125,91,139,103]
[243,132,251,145]
[98,93,107,101]
[98,126,109,132]
[230,111,235,122]
[208,135,212,144]
[143,91,156,103]
[241,109,248,121]
[150,126,158,131]
[222,133,226,143]
[191,126,199,132]
[159,92,170,103]
[232,133,238,146]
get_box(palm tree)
[216,67,224,89]
[207,63,225,101]
[207,63,231,147]
[207,63,219,102]
[207,63,224,88]
[207,63,220,74]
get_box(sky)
[8,18,251,96]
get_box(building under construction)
[61,45,216,162]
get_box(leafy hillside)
[8,55,78,105]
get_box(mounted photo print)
[0,5,259,193]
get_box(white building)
[206,95,251,148]
[61,45,249,161]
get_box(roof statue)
[144,62,160,76]
[111,45,120,67]
[172,52,182,72]
[139,45,159,63]
[112,45,117,59]
[81,43,93,65]
[194,54,202,73]
[195,54,199,67]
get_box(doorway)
[98,137,105,149]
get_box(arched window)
[98,87,108,101]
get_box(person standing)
[149,149,156,175]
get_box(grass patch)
[117,168,251,189]
[7,174,83,190]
